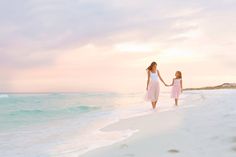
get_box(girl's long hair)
[146,62,157,71]
[176,71,182,79]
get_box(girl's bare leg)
[151,102,155,109]
[152,101,157,109]
[175,99,178,106]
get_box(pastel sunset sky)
[0,0,235,92]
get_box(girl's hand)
[146,87,148,91]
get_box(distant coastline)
[184,83,236,91]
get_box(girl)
[168,71,183,106]
[146,62,167,109]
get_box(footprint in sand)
[168,149,180,154]
[231,147,236,152]
[120,144,129,149]
[230,136,236,153]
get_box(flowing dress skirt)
[171,85,181,99]
[146,81,160,102]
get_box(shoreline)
[77,93,199,157]
[81,90,236,157]
[81,106,193,157]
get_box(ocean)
[0,91,202,157]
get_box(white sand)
[81,90,236,157]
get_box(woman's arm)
[146,70,150,90]
[167,79,174,86]
[180,79,183,92]
[157,70,167,86]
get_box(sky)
[0,0,235,93]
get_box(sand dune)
[184,83,236,91]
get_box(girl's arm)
[157,70,167,86]
[180,79,183,92]
[146,70,150,90]
[167,79,174,86]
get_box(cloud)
[0,0,235,91]
[0,0,205,67]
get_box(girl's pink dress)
[171,78,182,99]
[146,71,160,102]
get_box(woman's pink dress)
[146,71,160,102]
[171,79,182,99]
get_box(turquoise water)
[0,90,232,157]
[0,93,122,131]
[0,92,151,157]
[1,91,193,157]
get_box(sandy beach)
[82,90,236,157]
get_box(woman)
[146,62,167,109]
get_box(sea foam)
[0,94,9,98]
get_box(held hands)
[164,83,170,87]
